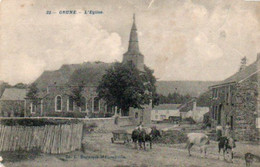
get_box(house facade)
[24,85,114,117]
[151,104,181,122]
[179,98,209,123]
[210,53,260,141]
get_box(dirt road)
[4,132,259,167]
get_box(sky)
[0,0,259,85]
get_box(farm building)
[209,53,260,141]
[151,104,181,122]
[0,88,27,117]
[178,98,209,123]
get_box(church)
[14,14,147,118]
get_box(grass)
[0,150,41,163]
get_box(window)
[155,115,158,119]
[217,105,222,125]
[213,89,218,98]
[67,96,74,111]
[214,106,218,120]
[212,106,215,119]
[81,97,86,111]
[135,112,138,119]
[30,103,36,114]
[94,97,99,112]
[107,104,113,113]
[55,95,62,111]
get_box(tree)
[0,82,11,97]
[14,83,28,89]
[97,62,158,116]
[197,91,211,107]
[71,83,85,112]
[158,92,192,104]
[26,83,39,105]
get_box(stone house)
[0,88,27,117]
[209,53,260,141]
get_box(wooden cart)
[111,129,132,144]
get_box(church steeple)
[127,13,140,54]
[123,14,144,71]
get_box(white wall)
[151,109,180,121]
[184,107,209,123]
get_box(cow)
[186,133,210,158]
[245,153,260,167]
[218,136,236,162]
[150,126,161,140]
[132,129,152,150]
[0,156,4,167]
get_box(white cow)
[0,156,4,167]
[186,133,210,158]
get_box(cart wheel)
[111,137,114,143]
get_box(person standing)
[224,123,231,138]
[216,125,223,141]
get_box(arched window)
[94,97,99,112]
[67,96,73,111]
[81,97,86,111]
[107,104,113,113]
[55,95,62,111]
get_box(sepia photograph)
[0,0,259,166]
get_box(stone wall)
[234,73,259,140]
[210,84,236,129]
[129,105,152,125]
[210,74,259,141]
[82,116,134,133]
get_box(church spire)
[127,13,140,54]
[123,14,144,71]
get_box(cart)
[111,129,132,144]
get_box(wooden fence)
[0,123,83,154]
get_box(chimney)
[239,56,247,72]
[257,53,260,61]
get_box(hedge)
[0,118,82,126]
[45,112,87,118]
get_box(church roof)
[124,14,143,56]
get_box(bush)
[45,111,87,118]
[153,130,188,144]
[0,118,82,126]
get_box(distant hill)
[156,81,218,97]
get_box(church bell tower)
[122,14,144,71]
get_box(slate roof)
[211,60,259,87]
[153,104,181,110]
[0,88,27,101]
